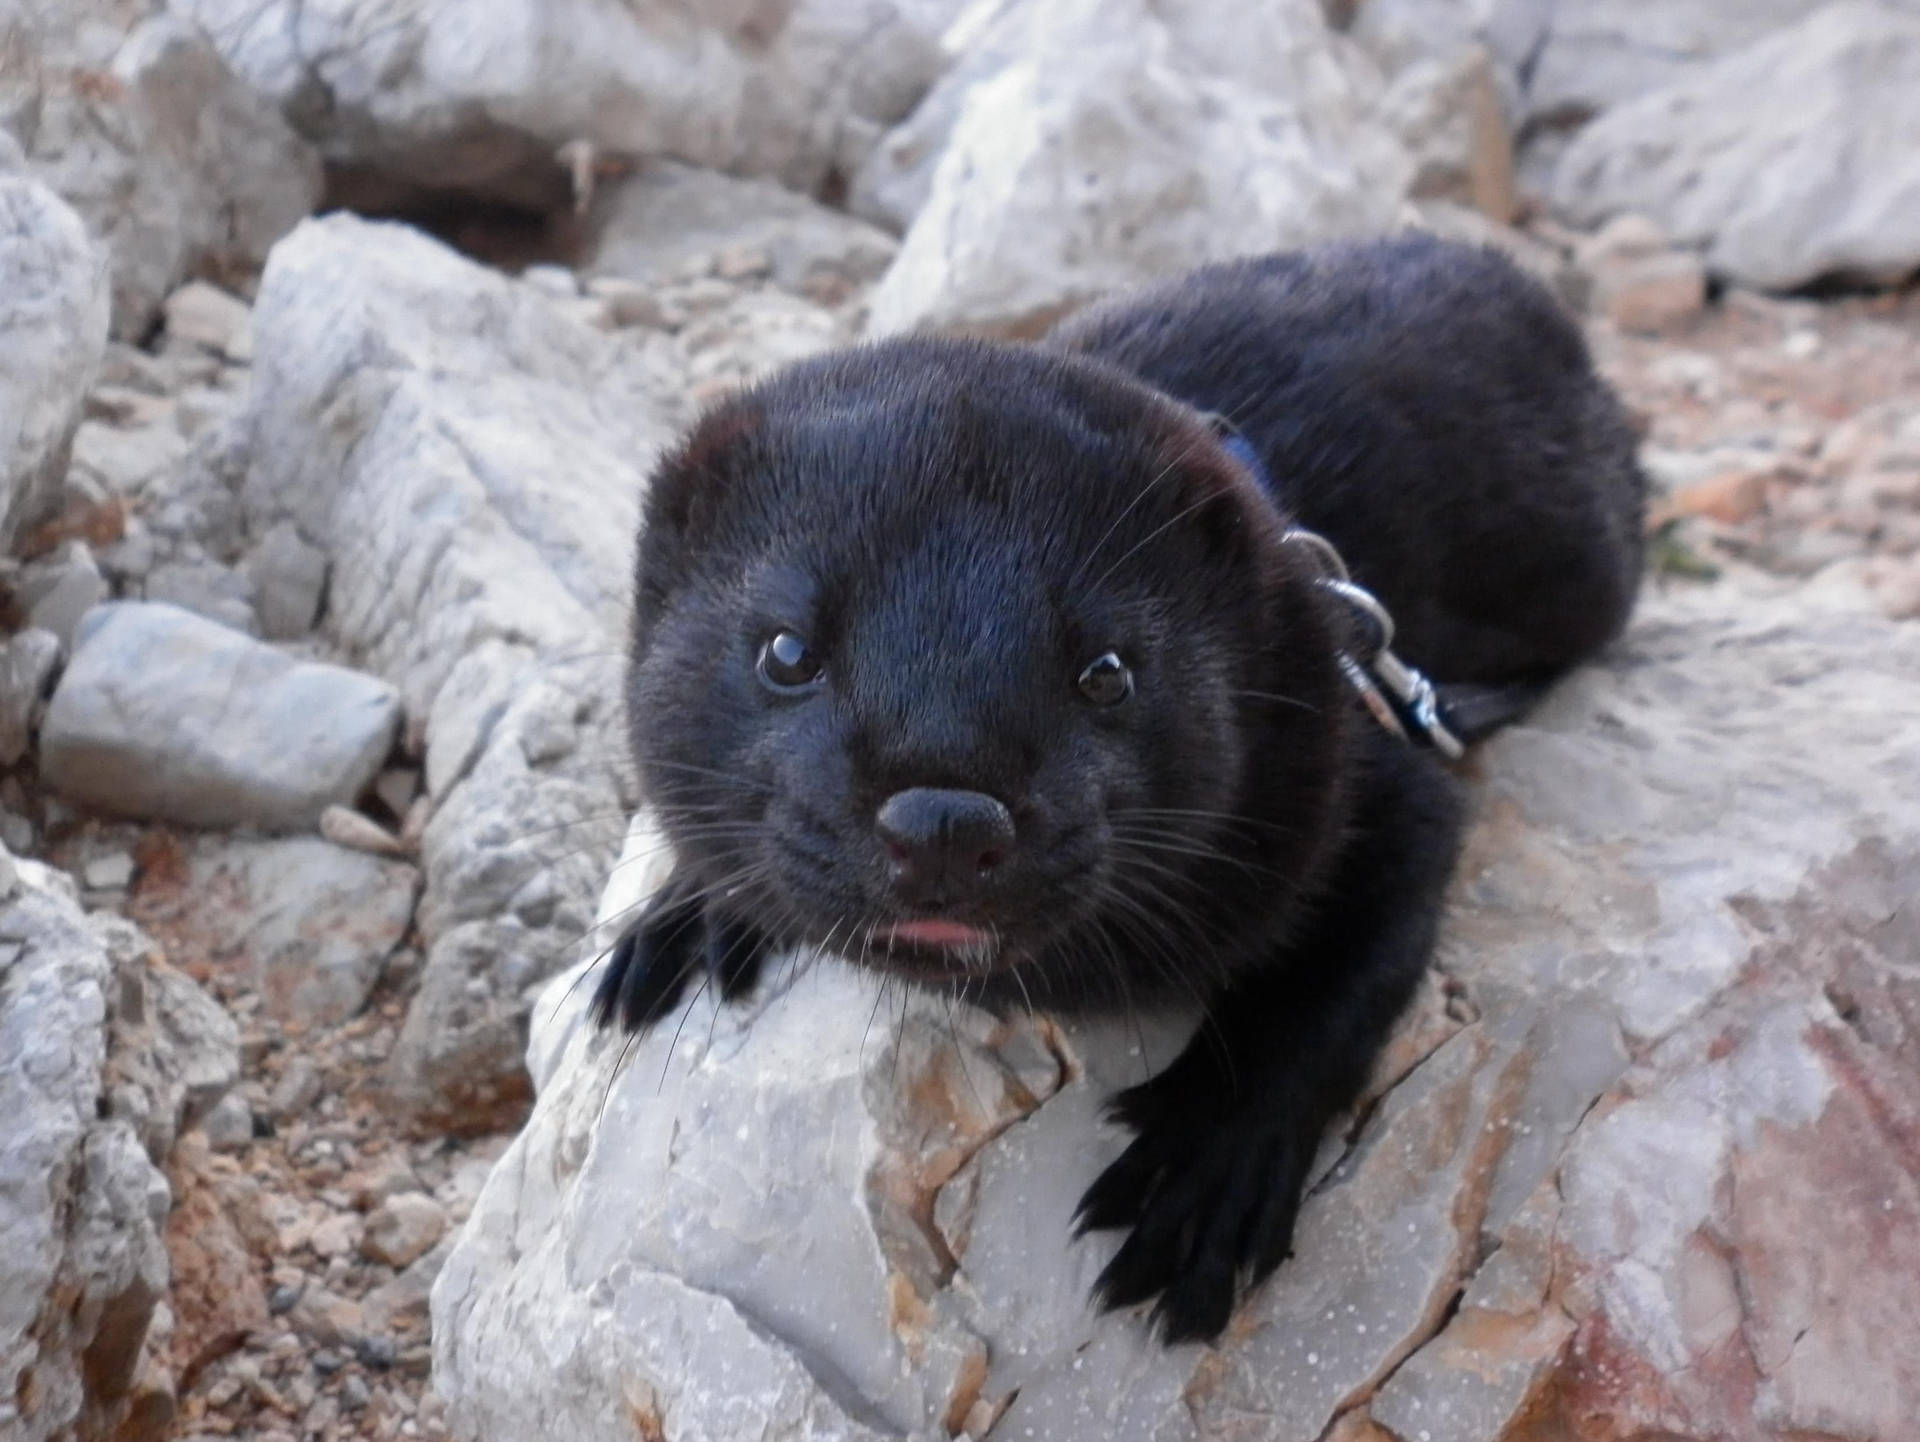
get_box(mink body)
[593,233,1645,1342]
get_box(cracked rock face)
[0,2,322,337]
[863,0,1413,337]
[169,0,960,206]
[431,578,1920,1440]
[0,854,239,1442]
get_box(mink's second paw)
[1074,1061,1317,1344]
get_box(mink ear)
[1161,416,1291,580]
[632,400,764,641]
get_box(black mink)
[591,232,1645,1343]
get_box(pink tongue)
[886,919,990,948]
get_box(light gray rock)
[93,908,242,1161]
[1381,44,1516,221]
[143,557,258,634]
[584,162,898,303]
[267,1056,322,1120]
[435,577,1920,1441]
[1551,2,1920,291]
[0,166,110,548]
[849,0,1030,233]
[3,5,321,337]
[0,627,63,767]
[161,279,253,361]
[864,0,1412,336]
[68,415,193,498]
[40,601,400,831]
[197,1091,254,1154]
[363,1236,453,1336]
[243,521,329,640]
[151,835,420,1027]
[1576,214,1710,334]
[1344,0,1509,84]
[235,215,730,1125]
[0,851,237,1442]
[361,1192,449,1270]
[170,0,955,204]
[20,541,108,651]
[81,850,135,892]
[319,803,407,858]
[1520,0,1871,125]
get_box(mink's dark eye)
[757,630,823,694]
[1077,651,1133,706]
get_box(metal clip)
[1281,528,1466,759]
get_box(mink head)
[624,337,1353,1012]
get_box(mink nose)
[875,788,1016,904]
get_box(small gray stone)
[362,1236,451,1335]
[40,602,401,831]
[318,804,407,858]
[372,768,419,820]
[0,628,63,767]
[269,1057,323,1119]
[360,1192,449,1269]
[0,809,35,855]
[21,543,107,652]
[199,1090,254,1153]
[81,851,136,892]
[143,559,259,635]
[162,280,253,359]
[68,415,193,498]
[245,522,329,640]
[289,1285,363,1347]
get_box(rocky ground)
[4,1,1920,1440]
[11,233,1914,1442]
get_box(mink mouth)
[857,918,1013,982]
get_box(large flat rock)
[431,576,1920,1440]
[1550,1,1920,291]
[40,601,400,831]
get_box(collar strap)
[1214,425,1465,759]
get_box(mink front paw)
[1074,1061,1317,1344]
[588,876,767,1034]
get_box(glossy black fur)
[592,234,1645,1343]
